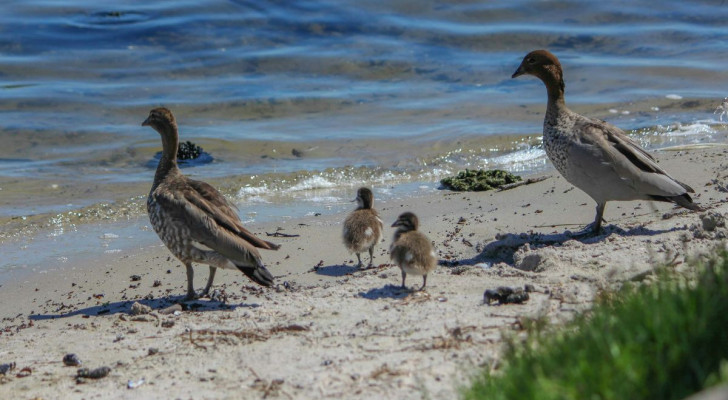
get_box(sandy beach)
[0,146,726,399]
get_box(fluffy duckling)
[390,212,437,290]
[343,187,383,268]
[512,50,700,233]
[143,107,280,300]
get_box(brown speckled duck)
[390,212,437,290]
[343,187,383,268]
[512,50,700,233]
[143,107,279,300]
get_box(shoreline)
[0,146,726,399]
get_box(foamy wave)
[305,196,340,203]
[660,122,716,137]
[245,196,270,203]
[287,176,337,192]
[488,147,546,165]
[238,185,269,196]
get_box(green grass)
[463,249,728,400]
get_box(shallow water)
[1,0,728,275]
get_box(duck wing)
[186,179,281,250]
[570,118,694,197]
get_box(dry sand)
[1,146,727,399]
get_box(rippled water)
[1,0,728,275]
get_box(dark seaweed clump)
[177,141,203,160]
[440,169,521,191]
[149,140,213,168]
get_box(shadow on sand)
[29,296,260,321]
[314,264,360,277]
[459,223,686,266]
[358,284,415,300]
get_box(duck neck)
[543,69,567,124]
[153,124,179,185]
[545,72,566,108]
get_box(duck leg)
[574,202,607,237]
[368,246,375,267]
[201,266,217,297]
[184,262,197,301]
[400,270,407,289]
[355,253,363,268]
[592,202,607,233]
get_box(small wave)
[70,10,152,28]
[488,147,547,166]
[658,122,716,137]
[238,185,269,196]
[304,196,340,203]
[287,176,338,192]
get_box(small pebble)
[484,286,530,305]
[130,275,142,282]
[76,366,111,379]
[63,354,82,367]
[127,378,145,389]
[130,302,152,316]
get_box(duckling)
[390,212,437,290]
[343,187,383,268]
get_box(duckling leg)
[419,275,428,291]
[400,269,407,289]
[184,262,197,301]
[367,246,375,267]
[355,253,363,268]
[200,266,217,297]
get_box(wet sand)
[0,146,727,399]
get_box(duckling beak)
[511,65,525,79]
[391,220,400,228]
[142,116,152,126]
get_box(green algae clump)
[440,169,521,191]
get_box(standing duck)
[512,50,700,233]
[343,187,383,268]
[143,107,279,300]
[390,212,437,290]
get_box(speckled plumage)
[143,107,279,300]
[390,212,437,290]
[343,188,383,268]
[513,50,700,233]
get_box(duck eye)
[527,57,536,65]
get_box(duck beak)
[511,65,525,79]
[391,220,400,228]
[142,116,152,126]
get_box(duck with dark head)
[143,107,280,300]
[512,50,700,234]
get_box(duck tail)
[649,193,703,212]
[236,264,275,287]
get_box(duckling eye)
[527,57,536,65]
